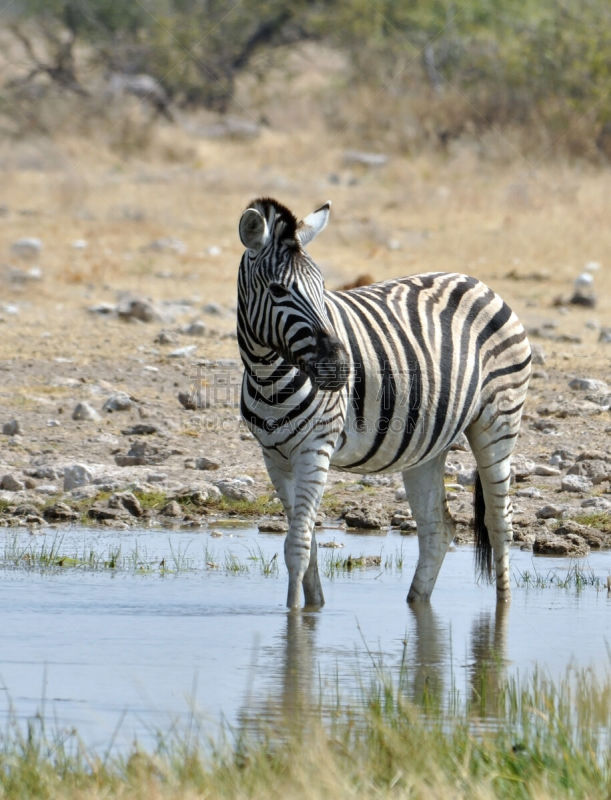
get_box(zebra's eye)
[269,282,290,300]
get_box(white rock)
[102,392,132,412]
[568,377,608,393]
[72,402,100,421]
[584,260,601,272]
[72,239,88,249]
[561,474,593,493]
[395,487,407,501]
[169,344,197,358]
[148,237,186,254]
[11,237,42,259]
[63,464,93,491]
[534,464,561,476]
[574,272,593,289]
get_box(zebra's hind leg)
[467,410,520,604]
[403,451,455,603]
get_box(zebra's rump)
[327,272,531,473]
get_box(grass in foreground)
[0,666,608,800]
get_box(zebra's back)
[328,272,531,474]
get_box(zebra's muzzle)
[302,333,350,391]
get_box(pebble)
[202,302,223,316]
[395,487,407,501]
[121,424,158,435]
[154,330,177,345]
[115,441,168,467]
[515,487,542,498]
[194,457,220,471]
[561,474,593,493]
[258,519,288,533]
[533,531,589,557]
[88,302,116,315]
[535,504,567,520]
[117,297,163,323]
[343,150,388,167]
[160,500,183,517]
[103,392,133,412]
[533,464,560,476]
[530,343,546,365]
[581,496,611,510]
[72,402,100,421]
[43,502,79,522]
[1,474,25,491]
[2,419,22,436]
[11,236,42,259]
[63,464,93,492]
[343,506,386,530]
[599,328,611,343]
[214,480,256,503]
[568,377,608,393]
[512,455,535,479]
[169,345,197,358]
[400,519,418,534]
[184,320,206,336]
[147,237,186,254]
[111,491,143,517]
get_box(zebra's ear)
[239,208,269,252]
[297,201,331,247]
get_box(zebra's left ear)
[239,207,269,252]
[297,201,331,247]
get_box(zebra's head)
[238,198,349,391]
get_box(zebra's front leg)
[284,455,330,609]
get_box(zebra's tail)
[473,472,493,583]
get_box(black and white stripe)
[237,198,531,609]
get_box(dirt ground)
[0,110,609,542]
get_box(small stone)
[2,419,22,436]
[64,464,93,492]
[121,424,158,435]
[599,328,611,343]
[536,504,567,520]
[533,531,589,557]
[258,519,288,533]
[512,456,536,480]
[533,464,561,477]
[11,236,42,259]
[568,377,608,393]
[561,474,593,493]
[112,491,142,517]
[115,441,168,467]
[184,320,206,336]
[88,505,127,522]
[43,502,79,522]
[1,474,25,491]
[88,302,116,315]
[103,392,133,412]
[195,457,220,471]
[395,487,407,501]
[515,487,542,498]
[169,344,197,358]
[202,302,223,316]
[214,480,256,503]
[567,459,610,485]
[530,343,546,365]
[344,150,388,167]
[147,237,186,254]
[154,330,177,345]
[72,402,100,421]
[400,519,418,534]
[581,497,611,510]
[160,500,182,517]
[118,297,163,323]
[343,506,386,529]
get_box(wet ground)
[0,524,609,752]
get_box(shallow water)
[0,524,609,752]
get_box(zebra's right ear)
[239,208,269,252]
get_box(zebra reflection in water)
[237,198,531,609]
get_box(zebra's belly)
[330,404,462,474]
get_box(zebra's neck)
[237,300,300,385]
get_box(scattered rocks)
[115,441,168,466]
[2,419,22,436]
[1,473,25,491]
[11,236,42,259]
[72,402,100,421]
[561,474,594,493]
[103,392,133,412]
[63,464,93,491]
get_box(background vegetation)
[1,0,610,159]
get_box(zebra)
[237,197,531,610]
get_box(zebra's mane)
[246,197,299,242]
